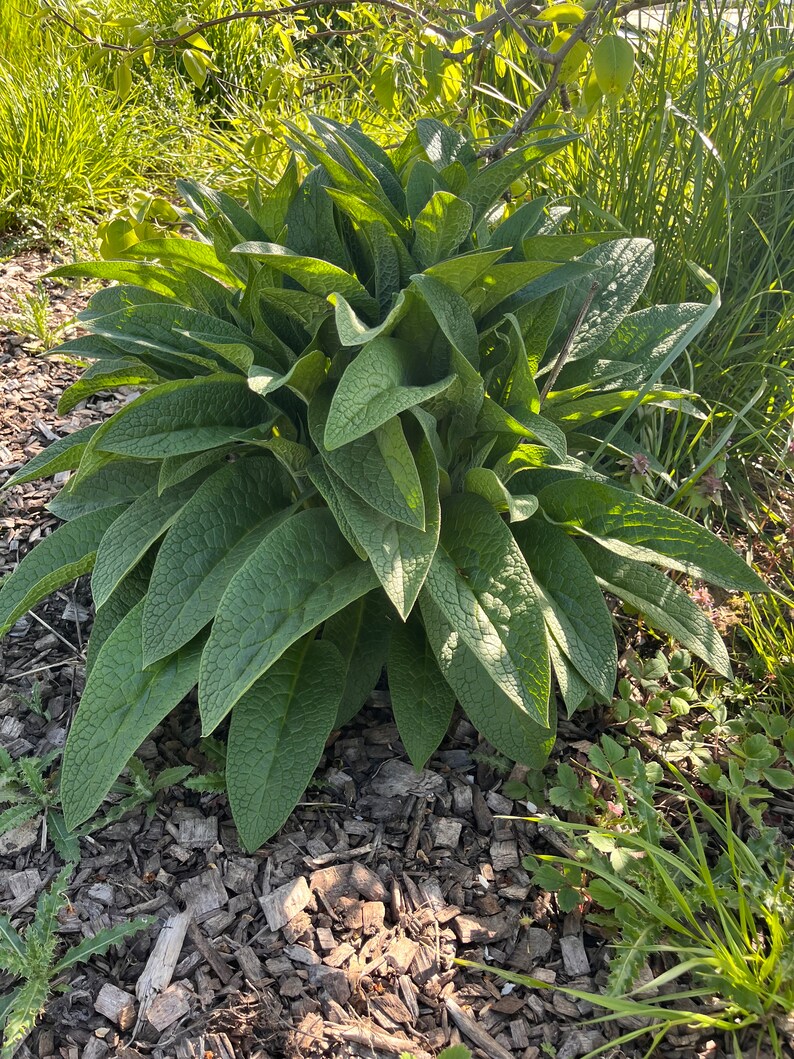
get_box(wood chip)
[177,814,218,849]
[309,864,353,906]
[145,985,190,1032]
[236,945,265,985]
[136,911,190,1003]
[259,876,312,932]
[325,1023,431,1059]
[385,936,419,975]
[444,995,514,1059]
[350,861,388,901]
[94,984,136,1030]
[369,759,446,799]
[429,817,463,849]
[453,913,512,944]
[180,868,227,918]
[560,935,591,976]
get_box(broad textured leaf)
[421,593,555,768]
[575,538,733,678]
[88,301,257,363]
[58,361,160,416]
[424,493,550,725]
[426,248,507,295]
[92,477,204,608]
[248,349,329,403]
[323,593,392,725]
[413,192,473,269]
[318,436,440,618]
[306,457,366,557]
[61,603,202,829]
[309,389,425,529]
[48,460,160,521]
[87,558,153,676]
[226,637,344,851]
[478,398,567,459]
[463,136,577,226]
[563,303,706,391]
[464,468,538,522]
[514,519,617,700]
[0,506,125,637]
[389,612,454,769]
[325,337,454,449]
[538,479,767,592]
[548,238,654,364]
[2,425,99,490]
[142,457,292,664]
[157,446,236,493]
[199,508,379,732]
[410,273,479,364]
[546,386,692,426]
[94,377,270,459]
[331,289,411,347]
[232,241,378,317]
[546,632,592,716]
[417,118,477,170]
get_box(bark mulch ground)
[0,253,774,1059]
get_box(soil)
[0,253,789,1059]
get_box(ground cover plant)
[0,118,767,854]
[467,764,794,1058]
[0,866,151,1054]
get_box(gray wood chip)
[259,876,312,932]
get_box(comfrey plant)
[0,118,765,850]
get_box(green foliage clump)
[0,867,151,1056]
[0,117,766,851]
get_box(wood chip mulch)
[0,253,763,1059]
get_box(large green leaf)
[325,337,454,450]
[232,242,378,317]
[142,457,292,664]
[93,377,270,459]
[92,477,204,608]
[413,192,473,269]
[513,519,617,701]
[1,425,99,490]
[58,361,161,416]
[463,136,577,226]
[575,538,733,678]
[87,556,154,676]
[309,389,426,529]
[48,459,160,521]
[199,508,379,732]
[322,593,392,725]
[423,493,550,725]
[538,478,767,593]
[226,637,344,851]
[0,505,125,637]
[421,593,555,768]
[122,237,243,286]
[61,603,202,829]
[317,435,440,618]
[547,238,654,365]
[389,612,455,769]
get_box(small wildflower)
[698,471,724,502]
[605,800,624,817]
[691,585,714,608]
[630,452,650,476]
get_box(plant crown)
[0,117,766,851]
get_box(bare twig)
[539,280,600,401]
